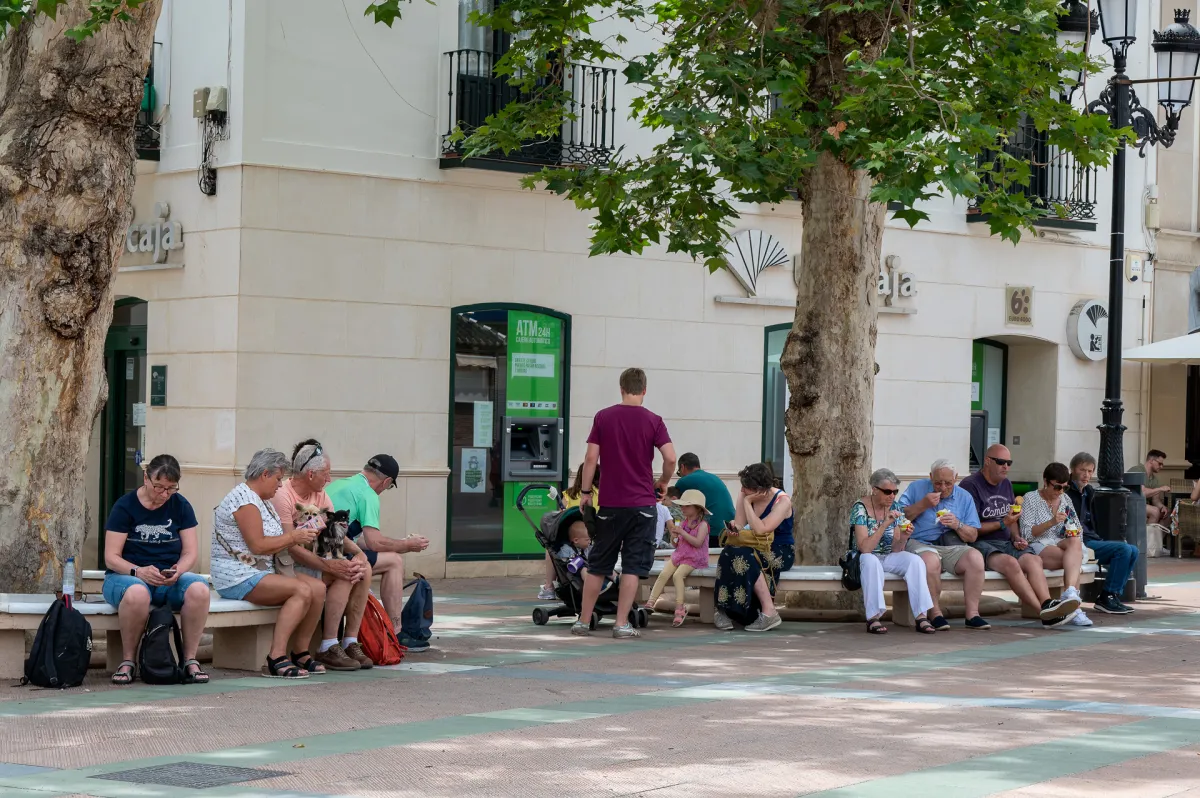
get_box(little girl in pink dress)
[644,490,711,626]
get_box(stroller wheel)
[532,607,550,626]
[589,611,600,631]
[636,608,649,628]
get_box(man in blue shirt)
[899,459,989,630]
[675,452,736,546]
[1068,451,1136,615]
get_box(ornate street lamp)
[1080,5,1200,569]
[1058,1,1099,102]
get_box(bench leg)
[0,630,25,679]
[212,625,273,672]
[891,592,914,626]
[698,586,715,624]
[106,630,126,673]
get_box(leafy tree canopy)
[0,0,150,40]
[373,0,1125,269]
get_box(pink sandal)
[673,605,688,627]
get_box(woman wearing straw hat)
[642,489,711,626]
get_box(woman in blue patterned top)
[850,468,935,635]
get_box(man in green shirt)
[675,453,736,546]
[1129,449,1171,528]
[327,455,429,637]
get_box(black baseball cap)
[367,454,400,486]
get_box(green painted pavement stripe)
[800,717,1200,798]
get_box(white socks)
[342,636,357,648]
[318,638,338,653]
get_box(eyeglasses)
[1048,482,1067,492]
[874,487,899,496]
[989,457,1013,467]
[297,443,323,474]
[147,481,178,495]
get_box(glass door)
[448,306,569,558]
[98,301,148,558]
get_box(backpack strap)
[170,612,186,675]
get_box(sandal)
[672,605,688,627]
[289,650,326,675]
[262,654,309,679]
[182,659,210,684]
[111,660,135,685]
[915,618,936,635]
[866,619,888,635]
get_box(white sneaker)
[537,585,556,601]
[1062,586,1081,601]
[1067,609,1093,627]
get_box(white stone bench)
[0,593,280,678]
[644,561,1099,625]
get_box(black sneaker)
[1038,598,1063,620]
[931,615,950,631]
[1093,592,1134,615]
[1041,613,1072,628]
[964,615,991,630]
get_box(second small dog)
[292,504,349,560]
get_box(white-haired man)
[899,459,989,630]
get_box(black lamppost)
[1067,3,1200,543]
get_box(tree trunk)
[782,151,885,608]
[0,2,161,592]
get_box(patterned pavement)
[1,559,1200,797]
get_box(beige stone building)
[85,0,1173,577]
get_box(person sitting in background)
[1129,449,1172,532]
[103,454,210,685]
[326,454,430,635]
[956,445,1078,627]
[712,463,791,632]
[850,469,935,635]
[211,449,325,679]
[655,486,680,548]
[1068,452,1137,613]
[540,463,601,600]
[272,440,374,671]
[644,489,710,626]
[1020,462,1088,624]
[899,459,989,630]
[675,453,736,547]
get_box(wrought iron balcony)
[440,49,617,172]
[967,118,1098,230]
[135,49,160,161]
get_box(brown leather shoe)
[312,644,360,672]
[344,642,374,669]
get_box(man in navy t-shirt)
[575,368,676,639]
[956,444,1077,627]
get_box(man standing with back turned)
[575,368,677,639]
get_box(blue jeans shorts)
[102,572,208,611]
[216,571,268,601]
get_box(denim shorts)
[102,572,208,610]
[216,571,268,601]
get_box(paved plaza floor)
[2,560,1200,797]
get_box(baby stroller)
[516,484,650,630]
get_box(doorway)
[971,339,1008,473]
[96,299,148,562]
[447,305,570,559]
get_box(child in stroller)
[521,486,649,630]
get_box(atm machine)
[501,416,564,482]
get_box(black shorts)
[347,521,378,567]
[588,506,656,578]
[972,539,1036,563]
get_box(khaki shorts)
[905,539,973,575]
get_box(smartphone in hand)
[161,567,178,578]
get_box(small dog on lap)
[293,504,349,560]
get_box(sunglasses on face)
[1048,482,1067,492]
[989,457,1013,467]
[874,487,899,496]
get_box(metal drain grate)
[91,761,288,789]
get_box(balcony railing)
[135,49,160,161]
[968,119,1098,230]
[440,49,617,171]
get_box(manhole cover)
[91,762,288,789]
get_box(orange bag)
[359,593,405,666]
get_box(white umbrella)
[1122,332,1200,365]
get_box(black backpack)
[138,605,185,684]
[22,598,92,688]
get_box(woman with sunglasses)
[102,454,211,685]
[1019,462,1087,619]
[850,468,935,634]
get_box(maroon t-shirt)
[586,404,671,507]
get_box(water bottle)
[566,555,586,574]
[62,557,76,608]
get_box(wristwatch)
[129,567,137,576]
[581,489,593,495]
